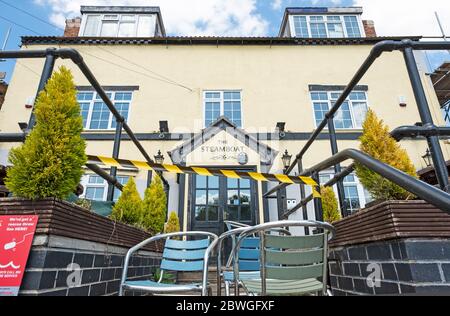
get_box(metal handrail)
[0,48,170,191]
[281,164,355,219]
[287,40,450,174]
[266,39,450,198]
[299,149,450,213]
[390,125,450,141]
[119,231,218,297]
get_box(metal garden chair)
[119,231,218,296]
[217,221,290,296]
[232,220,335,296]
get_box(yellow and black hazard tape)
[87,155,321,198]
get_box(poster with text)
[0,215,39,296]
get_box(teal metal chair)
[233,220,335,296]
[120,231,218,296]
[215,224,259,296]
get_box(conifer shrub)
[6,67,86,199]
[355,109,417,201]
[321,186,342,224]
[164,212,181,234]
[142,175,167,233]
[111,177,143,225]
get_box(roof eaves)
[20,36,423,47]
[285,7,364,14]
[80,6,161,14]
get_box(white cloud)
[34,0,269,36]
[355,0,450,37]
[271,0,283,10]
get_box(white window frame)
[81,175,108,201]
[343,174,369,213]
[319,171,371,213]
[77,91,133,131]
[310,90,370,130]
[81,174,130,202]
[203,90,244,128]
[80,13,157,37]
[289,14,365,38]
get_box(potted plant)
[141,175,167,234]
[111,177,143,227]
[330,109,450,247]
[164,212,181,234]
[355,109,417,205]
[5,67,86,200]
[321,186,342,224]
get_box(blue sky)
[0,0,449,82]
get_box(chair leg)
[225,281,230,296]
[208,286,213,297]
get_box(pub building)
[0,5,447,237]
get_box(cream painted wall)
[1,43,446,134]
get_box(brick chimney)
[64,17,82,37]
[362,20,377,38]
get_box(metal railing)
[264,39,450,223]
[0,48,169,201]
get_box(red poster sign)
[0,215,39,296]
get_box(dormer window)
[280,7,370,38]
[79,6,165,37]
[82,13,156,37]
[291,14,362,38]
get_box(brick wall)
[20,235,162,296]
[329,238,450,296]
[64,18,82,37]
[363,20,377,38]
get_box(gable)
[169,117,278,167]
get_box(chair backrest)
[223,220,289,270]
[233,220,335,295]
[238,237,260,272]
[263,233,326,281]
[160,237,211,272]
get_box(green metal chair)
[233,220,335,296]
[217,221,291,296]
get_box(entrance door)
[190,171,257,237]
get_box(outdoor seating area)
[119,220,335,297]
